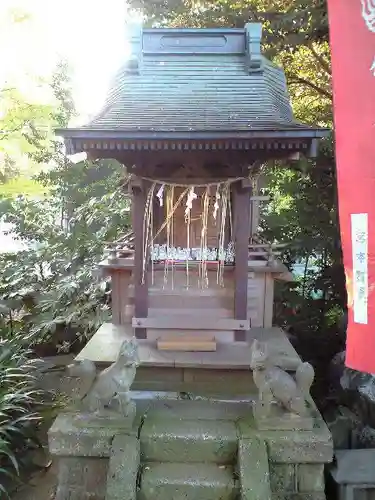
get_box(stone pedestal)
[238,405,332,500]
[49,412,140,500]
[253,402,314,431]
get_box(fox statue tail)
[67,359,96,379]
[295,361,315,398]
[66,359,97,408]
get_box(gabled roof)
[58,24,329,156]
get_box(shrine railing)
[105,231,135,261]
[104,231,286,266]
[106,231,286,265]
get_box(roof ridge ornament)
[125,21,143,75]
[245,23,263,73]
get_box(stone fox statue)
[250,339,314,416]
[70,338,140,415]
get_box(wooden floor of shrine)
[76,324,302,394]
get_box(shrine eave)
[58,128,330,158]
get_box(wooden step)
[157,336,217,352]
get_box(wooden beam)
[132,317,250,331]
[132,179,148,339]
[233,181,252,341]
[128,307,261,320]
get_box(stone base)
[49,412,138,458]
[49,391,331,500]
[253,402,314,431]
[49,411,140,500]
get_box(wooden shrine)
[57,22,328,385]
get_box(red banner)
[328,0,375,373]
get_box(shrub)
[0,163,130,352]
[0,336,44,497]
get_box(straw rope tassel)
[217,182,229,287]
[171,186,175,290]
[151,187,190,246]
[140,175,255,288]
[186,208,191,289]
[199,186,210,288]
[150,191,155,286]
[164,186,171,288]
[141,182,156,284]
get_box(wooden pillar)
[233,180,252,341]
[131,178,148,339]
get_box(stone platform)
[49,394,333,500]
[75,323,301,395]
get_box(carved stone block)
[253,402,314,431]
[106,435,140,500]
[297,464,325,492]
[272,494,326,500]
[265,428,333,464]
[55,457,108,500]
[238,438,271,500]
[49,413,137,458]
[269,464,296,492]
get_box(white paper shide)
[351,213,368,324]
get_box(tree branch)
[309,44,331,76]
[0,127,23,141]
[288,76,333,100]
[0,87,16,94]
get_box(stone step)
[135,397,253,422]
[140,417,238,464]
[139,462,238,500]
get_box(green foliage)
[0,163,129,352]
[0,87,54,158]
[0,57,129,353]
[0,336,44,497]
[0,59,75,186]
[0,177,47,198]
[0,84,57,185]
[261,143,345,334]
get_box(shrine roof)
[58,24,329,155]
